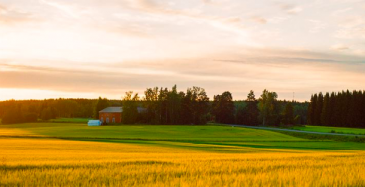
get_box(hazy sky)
[0,0,365,101]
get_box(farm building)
[99,106,146,124]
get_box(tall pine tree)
[308,94,317,125]
[321,93,330,126]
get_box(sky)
[0,0,365,101]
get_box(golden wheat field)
[1,137,365,187]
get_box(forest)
[0,85,310,126]
[308,90,365,128]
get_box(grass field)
[49,118,91,123]
[292,125,365,135]
[1,123,365,186]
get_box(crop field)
[1,123,365,186]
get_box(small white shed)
[88,120,102,126]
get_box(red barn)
[99,107,122,123]
[99,106,147,124]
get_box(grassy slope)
[292,125,365,135]
[0,123,301,141]
[0,123,364,151]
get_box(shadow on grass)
[72,138,365,153]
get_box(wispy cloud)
[40,0,78,18]
[1,47,364,101]
[0,0,365,101]
[251,16,267,24]
[307,19,327,33]
[275,2,303,15]
[332,7,353,16]
[0,3,34,25]
[331,44,350,51]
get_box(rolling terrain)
[1,122,365,186]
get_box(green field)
[1,122,365,186]
[292,125,365,135]
[1,123,365,151]
[49,118,91,123]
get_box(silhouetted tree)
[41,107,53,121]
[308,90,365,128]
[308,94,316,125]
[282,102,294,125]
[213,91,235,124]
[321,93,331,126]
[258,89,279,126]
[236,90,259,126]
[167,85,181,125]
[247,90,256,101]
[94,97,110,119]
[144,87,159,124]
[122,91,139,124]
[314,92,323,125]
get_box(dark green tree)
[308,94,317,125]
[41,107,53,121]
[247,90,256,101]
[122,91,139,124]
[329,92,336,126]
[24,113,38,122]
[2,104,23,124]
[236,90,259,126]
[157,87,169,124]
[321,92,330,126]
[258,89,279,126]
[282,102,294,125]
[180,89,193,124]
[94,97,110,119]
[314,92,323,125]
[167,85,182,125]
[144,87,159,124]
[212,91,235,124]
[191,87,210,125]
[308,90,365,127]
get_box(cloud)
[1,0,365,101]
[95,23,151,38]
[123,0,251,37]
[251,16,267,24]
[339,16,364,28]
[307,20,327,33]
[335,17,365,39]
[2,47,364,101]
[335,27,365,39]
[129,0,182,15]
[0,3,34,25]
[39,0,80,18]
[275,2,303,15]
[332,7,352,16]
[331,44,350,51]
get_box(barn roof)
[99,106,147,113]
[99,107,122,113]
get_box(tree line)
[119,85,210,125]
[116,86,307,126]
[308,90,365,128]
[212,89,307,126]
[0,85,308,126]
[0,98,121,124]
